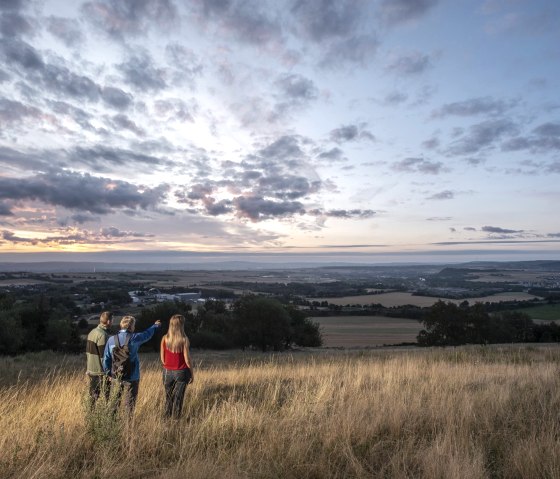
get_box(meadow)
[2,346,560,478]
[315,316,422,347]
[310,291,541,308]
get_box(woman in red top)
[160,314,194,418]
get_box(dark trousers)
[163,368,191,418]
[88,374,110,405]
[110,379,140,414]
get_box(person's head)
[120,315,136,332]
[165,314,187,352]
[99,311,113,327]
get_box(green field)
[315,315,422,347]
[514,304,560,321]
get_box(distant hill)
[0,259,559,274]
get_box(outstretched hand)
[154,320,162,327]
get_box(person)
[160,314,194,418]
[103,315,161,414]
[85,311,113,406]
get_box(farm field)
[514,304,560,321]
[315,315,422,347]
[310,291,541,307]
[2,346,560,478]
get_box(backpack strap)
[114,334,122,348]
[122,333,131,347]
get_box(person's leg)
[163,370,176,418]
[124,380,139,414]
[88,375,101,406]
[172,369,189,418]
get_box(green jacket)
[86,325,109,375]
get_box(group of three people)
[85,311,194,418]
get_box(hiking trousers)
[163,368,191,418]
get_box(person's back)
[86,311,113,405]
[103,315,161,413]
[160,314,194,418]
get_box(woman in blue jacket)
[103,315,161,413]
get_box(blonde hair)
[99,311,113,326]
[164,314,187,353]
[120,315,136,331]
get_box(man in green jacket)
[86,311,113,405]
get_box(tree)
[233,296,291,351]
[285,306,322,348]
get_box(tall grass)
[1,346,560,478]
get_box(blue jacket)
[103,325,159,382]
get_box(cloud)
[386,51,433,75]
[481,226,523,234]
[427,190,454,200]
[316,147,345,162]
[378,0,439,26]
[100,226,154,238]
[70,145,174,172]
[320,34,379,68]
[82,0,178,39]
[392,157,445,174]
[422,137,440,149]
[311,209,377,219]
[330,124,375,143]
[426,216,451,221]
[0,0,24,11]
[447,118,519,155]
[101,86,133,110]
[291,0,363,42]
[194,0,282,46]
[234,195,304,221]
[501,121,560,155]
[1,39,102,102]
[0,202,13,216]
[0,11,34,38]
[0,171,168,215]
[431,97,517,118]
[117,51,167,92]
[109,113,145,136]
[0,98,43,127]
[46,16,84,46]
[464,227,476,231]
[382,91,408,105]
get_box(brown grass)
[1,346,560,478]
[316,316,422,347]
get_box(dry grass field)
[311,291,541,308]
[2,346,560,478]
[315,316,422,347]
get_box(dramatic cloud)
[0,171,168,215]
[234,196,304,221]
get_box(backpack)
[111,334,132,379]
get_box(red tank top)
[163,340,188,370]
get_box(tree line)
[0,293,322,355]
[417,300,560,346]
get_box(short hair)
[120,315,136,331]
[99,311,113,326]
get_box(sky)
[1,0,559,264]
